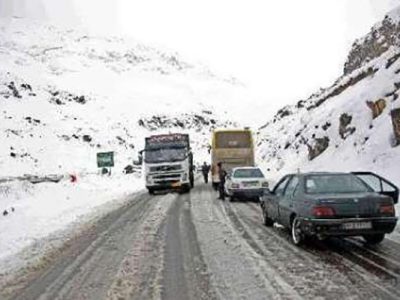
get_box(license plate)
[342,222,372,230]
[243,182,258,187]
[171,182,181,187]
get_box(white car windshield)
[234,168,264,178]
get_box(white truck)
[142,133,194,194]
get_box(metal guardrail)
[0,174,65,184]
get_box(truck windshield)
[305,174,373,194]
[145,148,186,163]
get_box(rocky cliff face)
[344,7,400,74]
[257,6,400,184]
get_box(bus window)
[215,132,251,149]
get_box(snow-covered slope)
[0,18,257,269]
[257,7,400,186]
[0,19,254,177]
[345,5,400,74]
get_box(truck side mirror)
[136,151,143,165]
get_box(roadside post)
[391,108,400,146]
[97,151,115,175]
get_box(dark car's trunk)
[316,193,392,218]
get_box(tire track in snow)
[161,191,217,300]
[106,193,176,300]
[232,201,400,299]
[191,184,301,300]
[9,192,158,300]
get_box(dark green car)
[260,172,399,245]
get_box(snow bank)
[0,173,142,272]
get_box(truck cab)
[143,134,194,194]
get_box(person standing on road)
[201,162,210,184]
[217,162,227,200]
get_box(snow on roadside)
[0,174,142,273]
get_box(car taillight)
[231,183,240,189]
[312,206,335,217]
[380,204,395,215]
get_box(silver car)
[225,167,269,201]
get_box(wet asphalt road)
[2,182,400,300]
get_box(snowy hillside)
[257,6,400,186]
[345,5,400,74]
[0,18,255,177]
[0,18,254,270]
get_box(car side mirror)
[263,188,273,195]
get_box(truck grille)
[150,165,182,172]
[153,174,181,179]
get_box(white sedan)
[225,167,269,201]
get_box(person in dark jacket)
[217,162,227,200]
[201,162,210,184]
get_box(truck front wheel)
[180,184,191,194]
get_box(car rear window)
[234,168,264,178]
[305,174,372,194]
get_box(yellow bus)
[211,129,255,189]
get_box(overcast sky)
[1,0,399,111]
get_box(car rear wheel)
[291,217,304,245]
[262,207,274,227]
[363,234,385,245]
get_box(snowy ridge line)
[0,18,255,179]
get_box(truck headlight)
[182,173,188,181]
[262,182,269,188]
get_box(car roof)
[232,167,261,171]
[288,172,352,177]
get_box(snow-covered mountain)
[0,18,257,267]
[0,19,254,176]
[257,6,400,185]
[345,6,400,74]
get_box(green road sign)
[97,152,114,168]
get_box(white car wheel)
[291,217,304,245]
